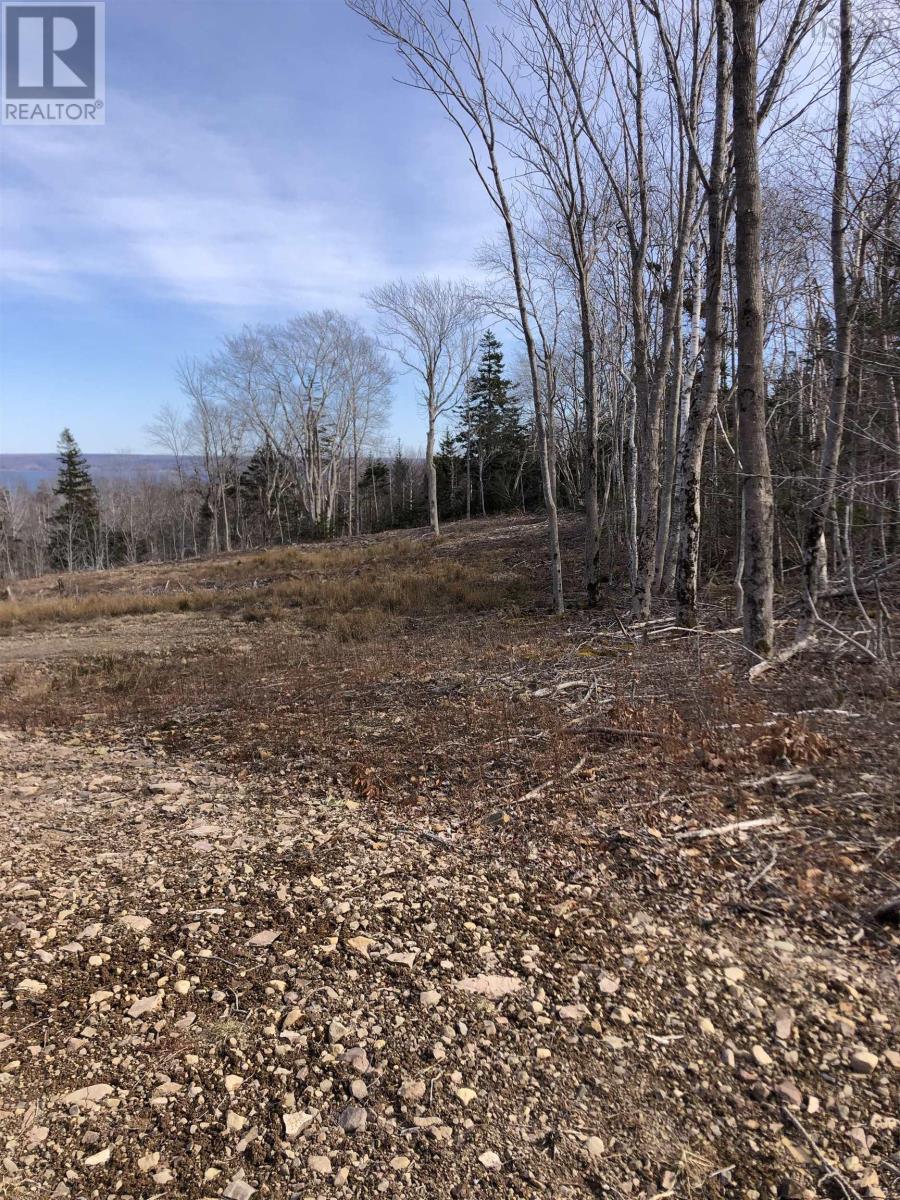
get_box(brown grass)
[0,539,518,634]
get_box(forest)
[3,0,898,662]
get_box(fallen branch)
[578,725,666,741]
[674,815,780,842]
[780,1108,864,1200]
[749,634,817,681]
[508,755,589,807]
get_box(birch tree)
[367,277,480,535]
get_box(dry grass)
[0,538,518,635]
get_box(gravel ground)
[1,725,897,1200]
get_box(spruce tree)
[49,429,99,571]
[459,332,526,515]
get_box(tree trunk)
[732,0,775,656]
[674,0,731,623]
[425,405,439,535]
[801,0,854,610]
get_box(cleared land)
[1,517,897,1200]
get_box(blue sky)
[0,0,499,453]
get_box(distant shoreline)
[0,453,192,491]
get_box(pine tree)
[458,332,526,515]
[49,429,99,571]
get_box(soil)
[1,516,897,1200]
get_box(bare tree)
[731,0,775,655]
[349,0,566,612]
[367,277,479,534]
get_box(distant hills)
[0,453,190,491]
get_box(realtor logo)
[3,2,105,124]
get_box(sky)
[0,0,500,454]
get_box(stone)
[247,929,279,947]
[400,1079,426,1103]
[774,1007,793,1040]
[84,1147,112,1166]
[390,1156,411,1170]
[62,1083,114,1104]
[558,1003,590,1023]
[225,1074,244,1095]
[127,993,162,1018]
[751,1044,773,1068]
[222,1180,256,1200]
[586,1136,605,1159]
[342,1046,370,1073]
[283,1110,316,1140]
[347,935,376,957]
[119,915,152,933]
[850,1050,879,1074]
[308,1155,332,1175]
[337,1104,367,1133]
[478,1150,502,1170]
[775,1080,803,1107]
[16,978,46,994]
[455,1087,477,1105]
[420,989,441,1008]
[455,975,521,999]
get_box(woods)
[2,0,897,661]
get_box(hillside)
[1,517,897,1200]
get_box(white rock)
[62,1083,114,1104]
[127,993,162,1018]
[455,975,521,999]
[84,1147,112,1166]
[16,978,46,994]
[282,1110,316,1140]
[119,915,152,933]
[478,1150,502,1170]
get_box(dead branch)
[674,815,781,841]
[749,633,817,680]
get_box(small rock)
[774,1007,793,1040]
[586,1136,605,1159]
[775,1080,803,1107]
[558,1003,590,1023]
[400,1079,426,1103]
[337,1104,367,1133]
[455,975,521,999]
[308,1154,332,1176]
[247,930,279,947]
[455,1087,477,1105]
[390,1156,411,1170]
[478,1150,502,1170]
[752,1044,773,1068]
[84,1147,111,1166]
[283,1111,316,1140]
[850,1050,879,1074]
[419,989,441,1008]
[16,978,46,994]
[222,1181,256,1200]
[342,1046,370,1073]
[225,1074,244,1095]
[127,993,162,1018]
[119,915,152,933]
[347,935,376,958]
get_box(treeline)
[345,0,899,653]
[0,332,543,579]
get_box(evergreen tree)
[458,332,527,515]
[49,429,99,571]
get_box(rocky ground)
[0,520,897,1200]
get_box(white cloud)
[0,92,491,313]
